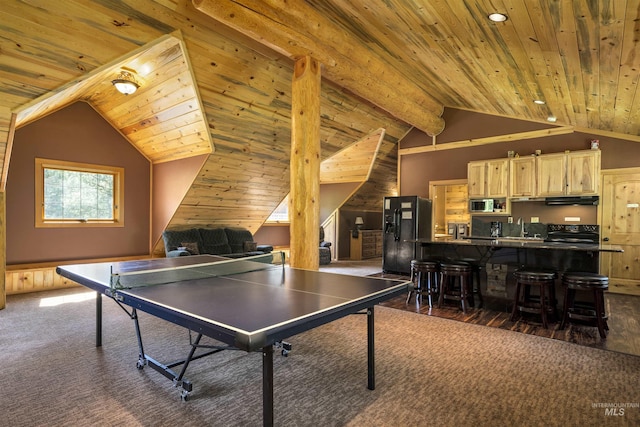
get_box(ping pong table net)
[110,251,286,290]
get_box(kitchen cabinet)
[467,159,509,198]
[537,150,600,197]
[567,150,600,195]
[537,153,567,196]
[509,156,536,197]
[467,161,487,198]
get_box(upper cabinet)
[467,161,487,198]
[537,150,600,197]
[567,150,601,195]
[509,157,536,197]
[467,159,509,198]
[468,149,601,201]
[536,153,567,196]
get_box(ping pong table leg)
[367,306,375,390]
[262,345,274,427]
[96,291,102,347]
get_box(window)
[266,195,289,223]
[35,158,124,227]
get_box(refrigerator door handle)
[393,209,401,241]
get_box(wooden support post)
[0,108,14,310]
[0,191,4,309]
[289,56,321,269]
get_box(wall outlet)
[565,216,581,222]
[508,216,513,224]
[531,217,539,223]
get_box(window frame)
[265,194,290,224]
[35,158,124,228]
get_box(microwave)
[470,199,494,213]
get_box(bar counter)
[408,237,623,311]
[412,237,623,253]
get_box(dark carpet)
[1,288,639,426]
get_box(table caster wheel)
[136,360,145,370]
[180,390,189,401]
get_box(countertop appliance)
[490,221,502,238]
[470,198,494,212]
[383,196,432,275]
[448,222,468,239]
[544,224,599,244]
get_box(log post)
[289,56,321,269]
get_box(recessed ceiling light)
[547,116,557,123]
[534,99,546,105]
[488,13,508,22]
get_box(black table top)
[56,256,410,351]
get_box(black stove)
[545,224,599,244]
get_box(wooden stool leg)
[459,275,467,314]
[539,282,548,329]
[510,281,521,322]
[437,272,445,308]
[406,269,415,304]
[594,288,607,339]
[474,269,483,308]
[560,287,571,330]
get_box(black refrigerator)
[382,196,432,275]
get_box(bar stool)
[407,259,439,307]
[459,257,483,308]
[510,270,557,329]
[438,262,472,313]
[560,272,609,339]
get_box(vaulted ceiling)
[2,0,639,236]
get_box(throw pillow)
[243,241,258,252]
[181,242,200,255]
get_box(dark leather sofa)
[162,227,273,258]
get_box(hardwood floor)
[321,259,640,357]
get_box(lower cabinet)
[350,229,383,260]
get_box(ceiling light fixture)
[534,99,546,105]
[488,13,508,22]
[111,70,140,95]
[547,115,557,123]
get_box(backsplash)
[472,218,547,238]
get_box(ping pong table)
[56,253,410,426]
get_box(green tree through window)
[43,169,114,220]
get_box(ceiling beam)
[192,0,445,136]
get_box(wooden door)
[510,157,536,197]
[486,159,509,198]
[537,153,567,196]
[600,168,640,295]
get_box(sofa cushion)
[225,228,255,253]
[198,228,232,255]
[243,241,258,252]
[163,228,203,253]
[181,241,200,255]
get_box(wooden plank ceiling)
[2,0,640,235]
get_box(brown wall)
[7,102,151,264]
[152,155,208,250]
[400,108,640,198]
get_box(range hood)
[545,196,599,206]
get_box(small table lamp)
[355,216,364,230]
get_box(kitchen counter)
[409,237,623,253]
[406,237,623,312]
